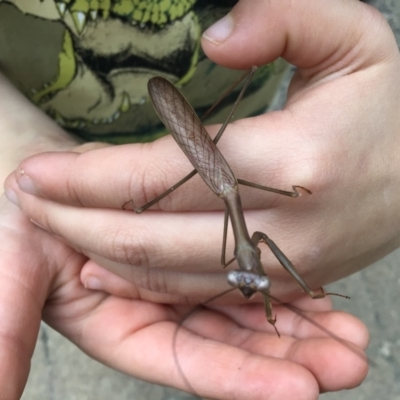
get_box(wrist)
[0,72,79,185]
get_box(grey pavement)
[21,1,400,399]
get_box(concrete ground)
[21,1,399,399]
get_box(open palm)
[0,196,367,400]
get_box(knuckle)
[107,226,171,294]
[127,143,183,211]
[66,155,90,207]
[109,225,152,268]
[65,174,85,207]
[146,268,169,294]
[278,143,329,194]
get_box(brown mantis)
[131,67,347,336]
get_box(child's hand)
[4,0,398,397]
[0,194,368,399]
[6,0,400,301]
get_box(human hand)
[0,86,366,400]
[0,70,111,398]
[6,0,400,300]
[4,0,396,396]
[200,0,400,290]
[0,193,369,399]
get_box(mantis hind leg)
[251,231,350,299]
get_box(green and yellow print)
[0,0,288,143]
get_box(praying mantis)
[131,67,347,336]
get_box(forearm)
[0,71,78,185]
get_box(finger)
[57,294,320,400]
[50,284,367,399]
[8,178,240,300]
[0,196,81,399]
[10,121,315,212]
[172,330,319,399]
[209,301,369,349]
[81,255,231,305]
[81,259,142,298]
[0,201,43,398]
[202,0,396,70]
[80,259,368,355]
[13,188,227,272]
[84,261,368,352]
[9,181,325,301]
[179,308,368,392]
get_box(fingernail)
[84,276,104,291]
[5,188,20,208]
[30,219,45,230]
[203,13,234,44]
[17,169,40,195]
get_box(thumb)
[0,195,84,399]
[202,0,396,73]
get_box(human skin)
[3,0,400,398]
